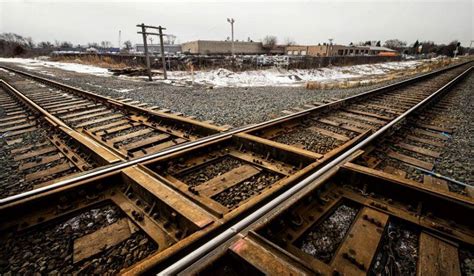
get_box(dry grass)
[305,81,322,90]
[50,55,128,69]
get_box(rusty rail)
[0,61,471,275]
[157,65,473,275]
[0,61,470,206]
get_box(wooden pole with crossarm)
[137,23,168,80]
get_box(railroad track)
[0,81,119,198]
[0,66,224,197]
[0,61,471,275]
[354,84,474,197]
[0,68,223,160]
[171,65,474,276]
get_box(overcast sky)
[0,0,472,47]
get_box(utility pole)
[137,23,152,81]
[158,26,167,80]
[137,23,168,81]
[227,18,235,56]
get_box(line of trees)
[348,39,467,57]
[0,32,135,57]
[262,36,296,47]
[383,39,466,56]
[0,33,84,57]
[0,33,35,57]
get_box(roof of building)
[286,45,396,52]
[182,40,262,45]
[135,44,181,47]
[368,46,396,52]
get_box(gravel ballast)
[0,62,438,127]
[0,204,157,274]
[432,72,473,185]
[355,71,473,190]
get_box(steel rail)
[0,61,469,206]
[0,61,467,131]
[0,80,68,129]
[158,65,473,275]
[0,65,225,133]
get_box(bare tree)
[383,39,407,51]
[123,40,132,51]
[283,37,296,46]
[420,41,436,54]
[38,41,54,49]
[88,42,100,48]
[262,35,278,47]
[25,37,35,48]
[437,41,461,57]
[0,32,35,57]
[59,41,73,49]
[100,41,112,49]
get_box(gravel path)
[0,62,434,127]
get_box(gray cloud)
[0,0,472,47]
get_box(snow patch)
[159,59,426,87]
[112,88,134,93]
[0,57,111,76]
[0,57,441,88]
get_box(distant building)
[367,46,398,56]
[181,40,265,55]
[265,45,286,55]
[285,44,397,57]
[285,45,332,57]
[135,44,182,54]
[107,47,120,53]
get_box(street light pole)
[328,38,334,65]
[227,18,235,56]
[118,30,121,50]
[149,37,154,53]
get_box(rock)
[139,238,148,246]
[47,262,55,271]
